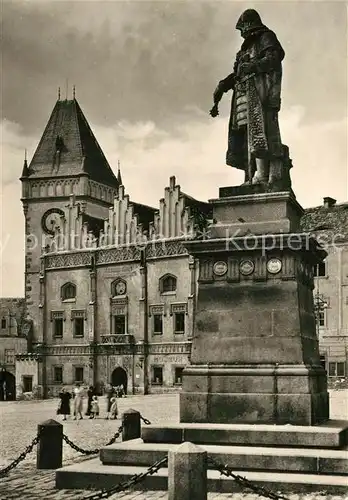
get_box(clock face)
[239,259,254,276]
[42,208,65,235]
[115,281,126,295]
[267,258,282,274]
[213,261,228,276]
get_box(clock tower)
[20,94,119,355]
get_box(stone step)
[55,458,348,494]
[141,420,348,449]
[99,438,348,475]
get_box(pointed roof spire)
[73,85,76,99]
[21,149,29,177]
[27,97,118,188]
[58,87,61,101]
[117,160,123,185]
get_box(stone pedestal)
[180,189,329,425]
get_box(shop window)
[1,318,6,329]
[53,318,63,338]
[160,274,177,294]
[153,314,163,335]
[61,282,76,301]
[113,315,126,334]
[174,312,185,334]
[73,317,84,337]
[328,362,345,377]
[314,262,326,277]
[54,366,63,384]
[174,367,184,385]
[22,375,33,392]
[74,367,84,383]
[152,366,163,385]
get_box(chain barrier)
[80,456,168,500]
[63,425,123,456]
[0,432,41,478]
[140,414,151,425]
[208,457,290,500]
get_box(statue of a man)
[211,9,292,191]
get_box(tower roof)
[27,98,118,188]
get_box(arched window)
[61,282,76,301]
[111,279,127,297]
[160,274,177,294]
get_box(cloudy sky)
[1,0,347,297]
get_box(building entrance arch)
[0,369,16,401]
[111,367,128,395]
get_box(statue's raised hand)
[209,103,219,118]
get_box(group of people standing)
[57,383,125,421]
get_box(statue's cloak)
[221,27,285,171]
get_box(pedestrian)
[57,387,71,421]
[85,385,94,416]
[89,395,100,419]
[110,396,118,419]
[104,383,114,419]
[73,383,84,420]
[119,383,126,397]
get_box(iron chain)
[140,414,151,425]
[0,432,41,478]
[80,456,168,500]
[63,425,123,456]
[208,457,290,500]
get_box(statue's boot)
[252,159,268,184]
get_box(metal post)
[37,419,63,469]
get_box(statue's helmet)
[236,9,263,34]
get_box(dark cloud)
[2,0,347,136]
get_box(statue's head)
[236,9,264,38]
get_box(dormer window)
[61,282,76,301]
[160,274,177,294]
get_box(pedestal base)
[180,364,329,425]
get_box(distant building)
[301,197,348,383]
[9,96,348,398]
[0,298,28,399]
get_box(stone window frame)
[73,365,84,384]
[71,310,86,338]
[61,282,77,302]
[173,366,185,385]
[53,365,63,384]
[149,304,165,336]
[4,349,15,365]
[159,273,177,295]
[314,261,328,278]
[110,297,128,335]
[170,303,188,335]
[151,365,164,385]
[328,361,345,378]
[51,311,65,338]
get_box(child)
[110,396,118,420]
[90,395,100,419]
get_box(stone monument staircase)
[56,421,348,494]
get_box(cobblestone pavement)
[0,391,347,499]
